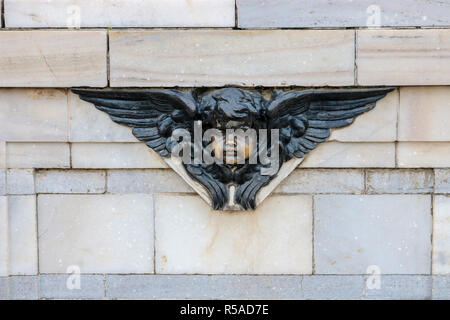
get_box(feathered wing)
[233,88,394,210]
[266,88,395,161]
[72,89,198,157]
[72,88,229,209]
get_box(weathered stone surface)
[9,276,38,300]
[0,89,68,141]
[433,196,450,274]
[69,92,136,142]
[0,142,5,169]
[38,194,153,274]
[7,169,34,195]
[8,196,38,275]
[435,169,450,193]
[302,276,364,300]
[110,30,355,87]
[366,169,434,194]
[0,31,107,87]
[107,169,192,194]
[40,274,105,299]
[0,197,8,277]
[238,0,450,28]
[357,29,450,85]
[433,276,450,300]
[275,169,364,194]
[399,87,450,141]
[7,143,70,169]
[329,89,398,142]
[107,275,304,299]
[6,0,235,28]
[0,170,5,196]
[71,143,167,169]
[398,142,450,168]
[36,170,105,194]
[0,278,7,299]
[155,194,313,274]
[363,275,431,300]
[300,142,395,168]
[314,195,431,274]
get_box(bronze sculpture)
[73,87,393,210]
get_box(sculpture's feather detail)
[267,88,394,161]
[72,89,198,157]
[73,87,394,210]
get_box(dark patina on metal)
[73,87,393,210]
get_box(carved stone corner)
[164,156,303,211]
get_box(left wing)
[266,88,394,162]
[72,89,198,157]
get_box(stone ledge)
[362,275,432,300]
[433,276,450,300]
[0,274,444,299]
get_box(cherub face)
[211,121,256,164]
[201,88,262,165]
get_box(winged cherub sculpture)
[73,87,393,210]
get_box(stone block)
[8,276,38,300]
[363,275,431,300]
[106,275,305,299]
[302,276,364,300]
[314,195,431,274]
[7,143,70,169]
[71,143,167,169]
[366,169,434,194]
[435,169,450,193]
[5,0,235,27]
[38,194,154,274]
[0,89,68,141]
[110,30,355,87]
[399,87,450,141]
[237,0,450,28]
[329,89,398,142]
[433,276,450,300]
[155,194,313,274]
[300,142,395,168]
[433,196,450,274]
[0,197,8,277]
[40,274,105,299]
[69,91,136,142]
[397,142,450,168]
[107,169,192,194]
[8,196,38,275]
[36,170,105,194]
[275,169,364,194]
[7,169,35,195]
[357,29,450,85]
[0,170,5,195]
[0,31,107,87]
